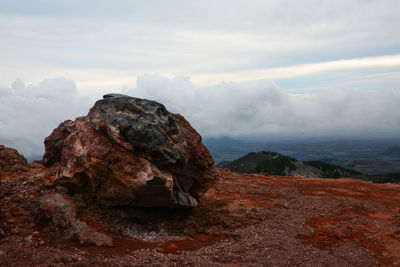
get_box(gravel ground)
[1,166,400,266]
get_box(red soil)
[1,165,400,266]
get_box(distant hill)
[204,137,400,165]
[204,137,400,180]
[220,151,400,183]
[222,151,360,178]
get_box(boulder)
[43,94,218,208]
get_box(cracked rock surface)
[42,94,217,208]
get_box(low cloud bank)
[130,74,400,139]
[0,78,90,157]
[0,75,399,158]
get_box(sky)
[0,0,399,157]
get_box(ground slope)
[1,165,400,266]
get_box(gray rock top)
[89,95,185,166]
[103,93,128,99]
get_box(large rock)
[43,94,218,208]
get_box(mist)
[0,75,399,158]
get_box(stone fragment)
[71,219,113,247]
[166,243,180,253]
[0,228,5,239]
[37,193,113,247]
[37,193,77,228]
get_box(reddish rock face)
[42,94,218,208]
[0,145,28,178]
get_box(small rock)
[55,186,68,194]
[61,256,74,264]
[334,229,346,239]
[39,240,45,246]
[154,247,165,253]
[24,235,33,242]
[0,228,5,239]
[37,193,77,228]
[165,243,180,253]
[32,231,39,235]
[72,220,114,247]
[25,223,35,229]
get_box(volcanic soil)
[1,164,400,266]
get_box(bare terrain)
[1,95,399,266]
[1,165,400,266]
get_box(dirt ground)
[1,165,400,266]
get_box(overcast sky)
[0,0,399,157]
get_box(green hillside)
[223,151,361,178]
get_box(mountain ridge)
[221,151,360,178]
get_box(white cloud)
[0,78,91,157]
[0,75,399,158]
[0,1,398,90]
[129,74,400,139]
[0,1,398,158]
[191,54,400,86]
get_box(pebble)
[39,240,45,246]
[334,229,346,239]
[166,243,180,253]
[154,247,165,253]
[0,228,5,239]
[61,256,73,264]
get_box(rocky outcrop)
[0,145,28,174]
[42,94,218,208]
[0,145,28,195]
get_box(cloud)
[0,78,91,157]
[0,1,399,90]
[191,54,400,86]
[130,74,400,139]
[0,75,399,158]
